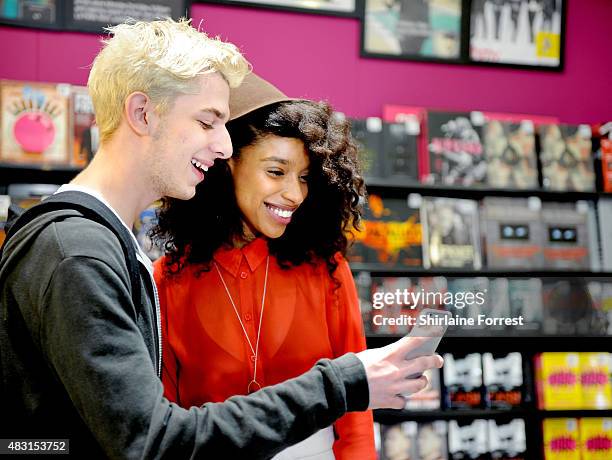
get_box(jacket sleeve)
[36,245,369,459]
[326,256,376,460]
[153,259,179,404]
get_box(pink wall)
[1,0,610,124]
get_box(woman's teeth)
[267,204,293,218]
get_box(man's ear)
[124,92,156,136]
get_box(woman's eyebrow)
[260,156,289,165]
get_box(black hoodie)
[0,203,368,459]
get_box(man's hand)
[356,336,444,410]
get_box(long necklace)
[214,256,270,394]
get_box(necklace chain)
[214,256,269,393]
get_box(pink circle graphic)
[13,112,56,154]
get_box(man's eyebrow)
[260,156,289,165]
[198,108,227,121]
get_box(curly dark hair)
[152,100,366,278]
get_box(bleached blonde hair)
[88,18,251,143]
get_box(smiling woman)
[151,74,375,459]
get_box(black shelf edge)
[363,177,607,201]
[350,264,612,278]
[373,408,612,422]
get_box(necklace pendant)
[247,380,262,394]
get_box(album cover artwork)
[579,418,612,460]
[448,419,489,460]
[486,277,511,331]
[416,421,448,459]
[422,197,482,269]
[350,117,384,178]
[539,124,595,192]
[470,0,563,68]
[482,352,524,409]
[70,85,99,168]
[380,422,418,460]
[382,120,419,182]
[507,278,543,331]
[350,194,422,267]
[481,197,544,269]
[541,279,609,336]
[543,418,580,460]
[0,80,71,166]
[579,353,612,410]
[483,119,538,189]
[443,353,485,409]
[425,111,486,186]
[488,419,527,460]
[541,202,590,270]
[535,352,582,410]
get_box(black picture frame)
[0,0,191,34]
[193,0,358,18]
[0,0,64,30]
[467,0,566,71]
[360,0,467,65]
[360,0,565,72]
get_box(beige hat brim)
[229,72,295,121]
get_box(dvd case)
[382,120,419,183]
[417,421,448,459]
[541,202,590,270]
[481,197,544,269]
[448,419,489,460]
[422,197,482,269]
[579,418,612,460]
[535,352,582,410]
[380,422,418,460]
[488,419,527,460]
[539,124,595,192]
[483,352,524,409]
[483,119,538,189]
[425,111,486,186]
[350,194,423,267]
[543,418,580,460]
[443,353,485,409]
[350,117,384,178]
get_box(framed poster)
[0,0,62,30]
[63,0,190,33]
[469,0,565,69]
[196,0,357,17]
[361,0,466,63]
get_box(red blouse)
[154,238,375,459]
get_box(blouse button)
[244,313,252,321]
[240,271,248,279]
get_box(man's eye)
[198,121,213,130]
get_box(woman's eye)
[267,170,284,176]
[300,175,310,183]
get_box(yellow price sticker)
[536,32,561,59]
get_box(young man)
[0,19,443,459]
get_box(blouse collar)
[213,237,270,277]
